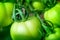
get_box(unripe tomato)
[45,33,60,40]
[0,2,14,27]
[44,3,60,27]
[32,1,44,10]
[10,16,42,40]
[45,28,60,40]
[4,2,14,17]
[0,2,6,26]
[2,2,14,27]
[54,28,60,35]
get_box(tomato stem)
[16,9,25,21]
[36,13,53,35]
[12,4,27,22]
[12,4,16,21]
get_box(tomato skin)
[0,2,14,27]
[2,2,14,27]
[32,1,44,10]
[54,28,60,35]
[4,2,14,17]
[0,2,6,26]
[10,16,42,40]
[10,22,28,40]
[25,16,41,37]
[45,33,60,40]
[45,28,60,40]
[44,3,60,26]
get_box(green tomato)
[32,1,44,10]
[0,2,6,26]
[44,3,60,26]
[0,2,14,27]
[10,16,42,40]
[45,27,60,40]
[4,2,14,17]
[2,2,14,27]
[54,28,60,35]
[45,33,60,40]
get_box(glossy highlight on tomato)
[10,16,42,40]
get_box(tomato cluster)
[0,0,60,40]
